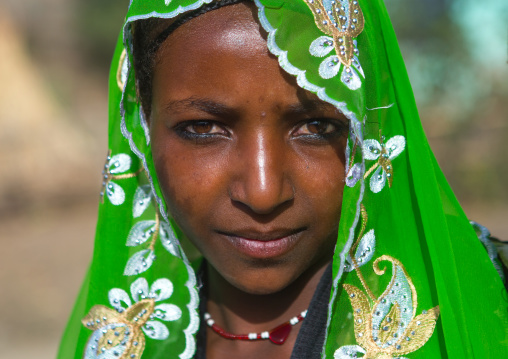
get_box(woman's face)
[150,3,347,295]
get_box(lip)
[216,227,306,259]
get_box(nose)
[228,131,294,215]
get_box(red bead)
[269,322,292,345]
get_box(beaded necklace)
[204,310,307,345]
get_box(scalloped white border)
[119,1,370,358]
[118,2,217,359]
[253,2,366,358]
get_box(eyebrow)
[287,99,337,114]
[163,97,347,121]
[164,97,236,117]
[287,99,348,123]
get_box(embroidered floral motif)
[335,208,440,358]
[362,136,406,193]
[305,0,365,90]
[345,138,362,187]
[82,277,182,359]
[124,198,180,276]
[100,151,142,205]
[133,185,153,218]
[345,117,365,187]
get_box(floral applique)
[100,151,143,205]
[345,138,362,187]
[336,207,440,359]
[345,116,365,187]
[305,0,365,90]
[124,185,181,276]
[362,135,406,193]
[82,277,182,359]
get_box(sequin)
[124,249,156,276]
[340,255,440,358]
[305,0,365,89]
[345,229,376,272]
[126,220,157,247]
[83,277,182,359]
[362,136,406,193]
[133,185,153,218]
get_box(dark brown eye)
[306,121,334,135]
[294,120,336,136]
[190,121,213,134]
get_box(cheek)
[299,152,346,223]
[151,133,228,228]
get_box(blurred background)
[0,0,506,357]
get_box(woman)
[58,1,507,358]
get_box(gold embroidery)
[100,150,144,204]
[339,209,440,358]
[303,0,364,67]
[362,134,406,193]
[82,299,155,358]
[82,278,182,358]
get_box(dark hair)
[132,0,247,117]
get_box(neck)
[205,259,330,335]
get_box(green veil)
[57,0,508,358]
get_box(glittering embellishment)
[319,55,342,79]
[345,229,375,272]
[124,200,181,276]
[100,151,143,206]
[345,137,363,188]
[305,0,365,89]
[83,278,182,359]
[126,220,157,247]
[334,208,439,358]
[124,249,157,276]
[133,185,153,218]
[362,135,406,193]
[346,162,362,187]
[344,206,376,274]
[334,344,366,359]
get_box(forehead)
[149,2,339,117]
[156,3,267,62]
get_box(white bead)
[261,331,270,339]
[206,319,214,326]
[248,333,257,340]
[301,310,308,318]
[204,313,211,320]
[290,317,299,325]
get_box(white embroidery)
[124,249,156,276]
[362,136,406,193]
[126,220,157,246]
[83,278,182,359]
[102,153,132,205]
[344,229,375,272]
[133,185,153,218]
[334,345,366,359]
[309,36,335,57]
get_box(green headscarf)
[58,1,508,358]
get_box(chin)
[219,260,307,295]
